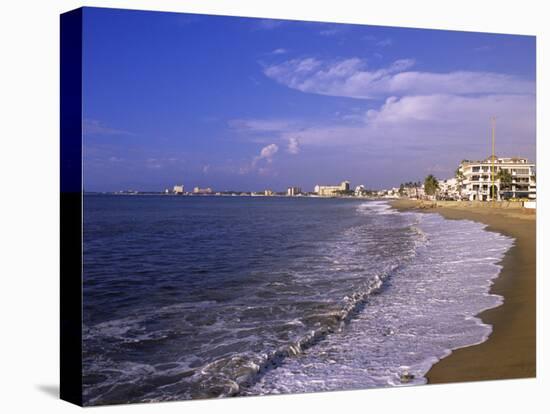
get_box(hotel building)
[314,181,350,196]
[458,156,536,201]
[287,186,301,196]
[193,186,213,195]
[354,185,366,196]
[172,184,184,194]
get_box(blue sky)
[82,7,536,192]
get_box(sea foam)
[243,202,513,394]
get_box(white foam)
[243,204,514,395]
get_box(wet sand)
[391,199,536,384]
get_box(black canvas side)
[60,7,83,407]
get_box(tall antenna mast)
[491,117,496,201]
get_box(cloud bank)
[236,55,535,181]
[263,57,535,99]
[231,54,535,184]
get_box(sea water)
[82,196,513,405]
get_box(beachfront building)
[287,186,301,196]
[197,187,211,194]
[458,156,536,201]
[437,178,460,200]
[193,186,213,195]
[314,181,350,196]
[264,189,274,196]
[172,184,184,194]
[389,187,401,197]
[355,185,367,197]
[401,183,424,199]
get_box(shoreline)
[390,199,536,384]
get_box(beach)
[391,199,536,384]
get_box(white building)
[172,184,184,194]
[314,181,350,196]
[402,185,424,199]
[193,186,213,194]
[287,186,301,196]
[458,156,536,201]
[354,185,367,197]
[437,178,460,200]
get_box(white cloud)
[237,55,535,180]
[271,48,288,55]
[230,94,534,157]
[263,57,534,99]
[239,143,280,175]
[235,95,531,167]
[229,90,534,183]
[366,94,535,129]
[257,143,279,161]
[287,137,301,154]
[276,94,534,160]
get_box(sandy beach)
[391,199,536,384]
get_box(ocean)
[82,195,513,405]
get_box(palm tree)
[496,168,513,200]
[424,174,439,197]
[455,168,465,196]
[455,168,465,185]
[399,183,405,196]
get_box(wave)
[188,264,404,398]
[242,204,514,395]
[82,200,514,403]
[83,200,425,404]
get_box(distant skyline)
[82,7,536,192]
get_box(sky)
[82,7,536,192]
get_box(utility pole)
[491,117,496,201]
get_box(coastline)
[390,199,536,384]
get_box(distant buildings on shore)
[130,154,536,204]
[314,181,350,197]
[287,186,301,196]
[172,184,184,194]
[354,185,367,197]
[193,186,213,195]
